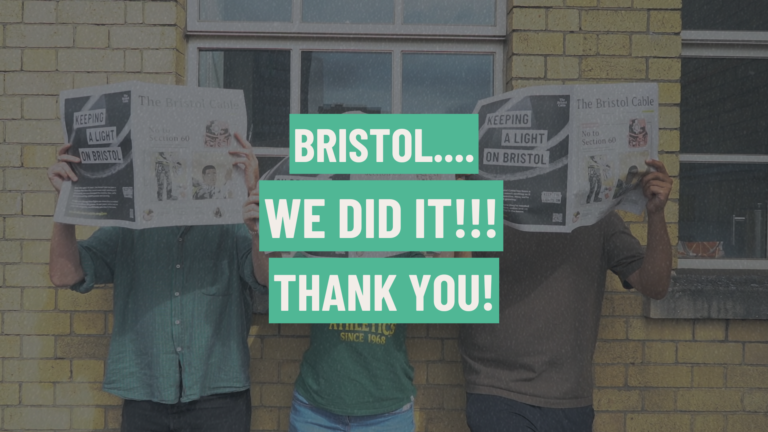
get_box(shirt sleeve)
[235,224,268,294]
[70,227,122,294]
[603,211,645,288]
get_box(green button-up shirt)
[73,224,263,404]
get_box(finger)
[61,164,79,182]
[645,159,669,176]
[58,143,73,156]
[58,154,81,163]
[234,133,252,150]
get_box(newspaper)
[471,83,659,233]
[54,82,248,228]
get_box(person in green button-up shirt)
[48,134,268,432]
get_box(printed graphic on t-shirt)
[328,323,397,345]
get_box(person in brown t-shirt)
[460,159,673,432]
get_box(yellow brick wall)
[506,1,768,431]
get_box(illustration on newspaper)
[54,81,248,228]
[471,83,659,233]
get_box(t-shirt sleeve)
[70,227,122,294]
[603,211,645,288]
[235,224,268,294]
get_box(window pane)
[404,0,495,26]
[679,163,768,259]
[199,50,291,148]
[402,53,493,114]
[302,0,393,24]
[199,0,291,22]
[683,0,768,31]
[300,52,392,114]
[681,58,768,155]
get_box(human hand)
[642,159,673,216]
[47,144,81,193]
[242,186,259,235]
[229,133,259,194]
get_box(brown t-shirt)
[461,212,644,408]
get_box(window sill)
[645,269,768,320]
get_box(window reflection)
[682,1,768,31]
[300,52,392,114]
[302,0,393,24]
[404,0,495,26]
[402,53,493,114]
[199,0,291,22]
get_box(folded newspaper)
[471,83,659,233]
[54,82,248,228]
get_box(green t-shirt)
[293,252,421,416]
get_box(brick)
[628,318,692,340]
[0,241,21,262]
[111,27,176,49]
[649,58,681,80]
[247,336,262,359]
[252,407,279,430]
[143,50,176,73]
[407,338,442,361]
[729,321,768,341]
[594,389,641,411]
[594,413,625,432]
[444,339,461,361]
[407,324,428,337]
[416,386,443,409]
[5,72,73,95]
[727,415,768,432]
[744,391,768,412]
[594,341,643,363]
[693,366,725,388]
[57,288,112,310]
[75,225,98,240]
[693,320,726,341]
[72,407,105,430]
[727,366,768,388]
[632,34,681,57]
[602,293,643,315]
[644,341,676,363]
[566,34,598,55]
[643,389,676,411]
[0,0,23,22]
[512,32,563,55]
[22,49,55,72]
[22,96,58,119]
[0,192,22,214]
[144,2,177,25]
[108,72,175,85]
[57,1,124,24]
[582,10,646,32]
[628,365,691,387]
[427,362,463,384]
[582,57,646,79]
[0,49,22,71]
[597,317,626,339]
[6,120,61,144]
[6,24,73,47]
[22,335,54,358]
[595,365,626,387]
[511,55,545,78]
[72,359,104,382]
[600,0,631,6]
[3,359,70,381]
[22,241,49,263]
[126,2,142,24]
[511,8,546,30]
[278,360,299,383]
[598,34,630,55]
[24,1,56,23]
[634,0,681,8]
[0,335,21,357]
[3,311,69,335]
[75,25,109,48]
[693,415,724,432]
[4,406,70,429]
[74,72,108,88]
[249,359,278,382]
[262,337,309,360]
[22,288,55,310]
[56,336,110,358]
[429,324,458,337]
[746,344,768,365]
[106,407,122,429]
[125,50,142,72]
[59,49,125,72]
[23,193,55,216]
[5,264,50,287]
[0,382,19,404]
[0,96,22,120]
[0,145,22,166]
[261,383,293,407]
[73,312,105,334]
[678,389,742,411]
[650,10,681,33]
[678,342,743,364]
[547,56,579,79]
[627,414,690,432]
[658,154,679,177]
[55,382,122,405]
[21,382,53,405]
[548,9,579,31]
[513,0,563,5]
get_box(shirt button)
[176,347,182,352]
[175,264,181,269]
[174,292,180,297]
[175,320,180,325]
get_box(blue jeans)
[465,393,594,432]
[289,390,415,432]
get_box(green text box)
[290,114,478,174]
[269,258,499,323]
[260,180,503,252]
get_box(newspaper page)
[471,83,658,233]
[55,81,248,228]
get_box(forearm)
[49,222,84,287]
[251,235,279,286]
[636,211,672,299]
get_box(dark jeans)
[465,393,594,432]
[121,390,251,432]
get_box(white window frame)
[187,0,508,39]
[679,30,768,270]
